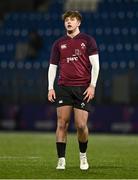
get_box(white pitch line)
[0,156,41,159]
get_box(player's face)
[64,17,81,33]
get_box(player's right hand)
[48,89,56,102]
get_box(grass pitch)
[0,132,138,179]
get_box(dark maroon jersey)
[50,32,98,86]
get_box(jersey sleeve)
[49,40,60,65]
[87,36,98,56]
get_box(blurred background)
[0,0,137,134]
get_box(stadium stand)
[0,0,138,132]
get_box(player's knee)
[77,123,87,132]
[57,121,68,131]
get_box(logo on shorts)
[59,100,63,104]
[81,102,85,108]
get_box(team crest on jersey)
[61,44,67,49]
[81,43,86,49]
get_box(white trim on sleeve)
[48,64,57,90]
[89,54,100,87]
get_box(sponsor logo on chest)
[61,44,67,49]
[67,56,78,63]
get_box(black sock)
[56,142,66,158]
[79,140,88,153]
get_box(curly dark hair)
[62,10,82,22]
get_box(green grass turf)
[0,132,138,179]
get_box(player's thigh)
[74,108,88,127]
[57,106,72,123]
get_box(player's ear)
[78,20,81,27]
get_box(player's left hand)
[48,89,56,102]
[83,85,95,102]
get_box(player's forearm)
[89,54,100,88]
[48,64,57,90]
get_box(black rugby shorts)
[55,86,91,112]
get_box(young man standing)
[48,11,100,170]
